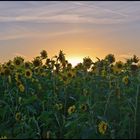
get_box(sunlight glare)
[68,56,83,67]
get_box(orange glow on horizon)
[67,56,83,66]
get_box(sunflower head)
[68,105,76,115]
[25,69,33,79]
[122,76,129,85]
[46,58,51,65]
[80,104,88,112]
[24,61,31,69]
[58,50,66,63]
[75,63,83,70]
[131,55,139,63]
[83,57,93,69]
[116,61,123,69]
[67,63,72,70]
[6,60,12,67]
[32,57,42,67]
[18,84,25,92]
[40,50,47,59]
[62,75,67,82]
[55,103,63,111]
[105,54,115,64]
[3,67,11,76]
[98,121,108,135]
[13,56,24,67]
[67,71,74,78]
[15,73,21,82]
[15,112,21,121]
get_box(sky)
[0,1,140,65]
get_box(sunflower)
[112,61,123,74]
[18,84,25,92]
[68,105,76,115]
[62,75,67,82]
[91,65,97,73]
[32,57,42,67]
[6,60,12,67]
[3,67,11,76]
[75,63,83,70]
[98,121,108,135]
[55,64,60,73]
[105,54,115,64]
[9,64,15,71]
[15,73,21,82]
[83,57,93,69]
[58,50,65,63]
[13,56,24,67]
[24,61,31,69]
[56,103,63,110]
[46,58,50,65]
[131,55,139,63]
[122,76,129,85]
[116,61,123,69]
[40,50,47,59]
[34,67,39,75]
[67,71,75,78]
[80,104,88,112]
[25,69,32,79]
[15,112,21,121]
[67,63,72,70]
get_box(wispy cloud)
[0,29,87,41]
[72,2,128,17]
[0,1,140,41]
[0,1,139,25]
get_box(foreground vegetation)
[0,50,140,139]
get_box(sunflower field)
[0,50,140,139]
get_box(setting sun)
[67,56,83,66]
[0,1,140,139]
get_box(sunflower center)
[26,71,31,76]
[15,60,21,65]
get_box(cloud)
[72,2,128,17]
[0,1,139,25]
[0,1,140,41]
[0,29,87,41]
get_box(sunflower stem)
[104,90,112,117]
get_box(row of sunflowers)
[0,50,140,139]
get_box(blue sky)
[0,1,140,63]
